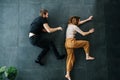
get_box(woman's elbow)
[82,33,87,36]
[47,30,51,33]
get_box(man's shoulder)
[35,16,42,20]
[37,16,47,21]
[33,16,42,22]
[32,16,47,24]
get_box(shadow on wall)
[104,0,120,80]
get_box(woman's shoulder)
[68,24,78,29]
[68,24,77,27]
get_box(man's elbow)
[46,29,52,33]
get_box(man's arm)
[78,16,93,25]
[43,23,62,33]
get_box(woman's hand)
[89,28,94,33]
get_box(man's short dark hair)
[40,9,48,16]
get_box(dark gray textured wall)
[104,0,120,80]
[0,0,119,80]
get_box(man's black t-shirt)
[30,16,48,35]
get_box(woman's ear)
[72,18,77,24]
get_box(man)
[29,9,65,65]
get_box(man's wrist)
[57,28,59,30]
[87,18,90,21]
[89,31,91,34]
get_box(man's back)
[30,16,48,35]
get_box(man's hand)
[87,16,93,21]
[57,27,63,31]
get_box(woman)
[65,16,95,80]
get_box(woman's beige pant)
[65,38,89,72]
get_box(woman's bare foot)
[86,56,95,60]
[65,74,71,80]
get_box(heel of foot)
[86,56,95,60]
[65,75,71,80]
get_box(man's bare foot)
[86,56,95,60]
[65,74,71,80]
